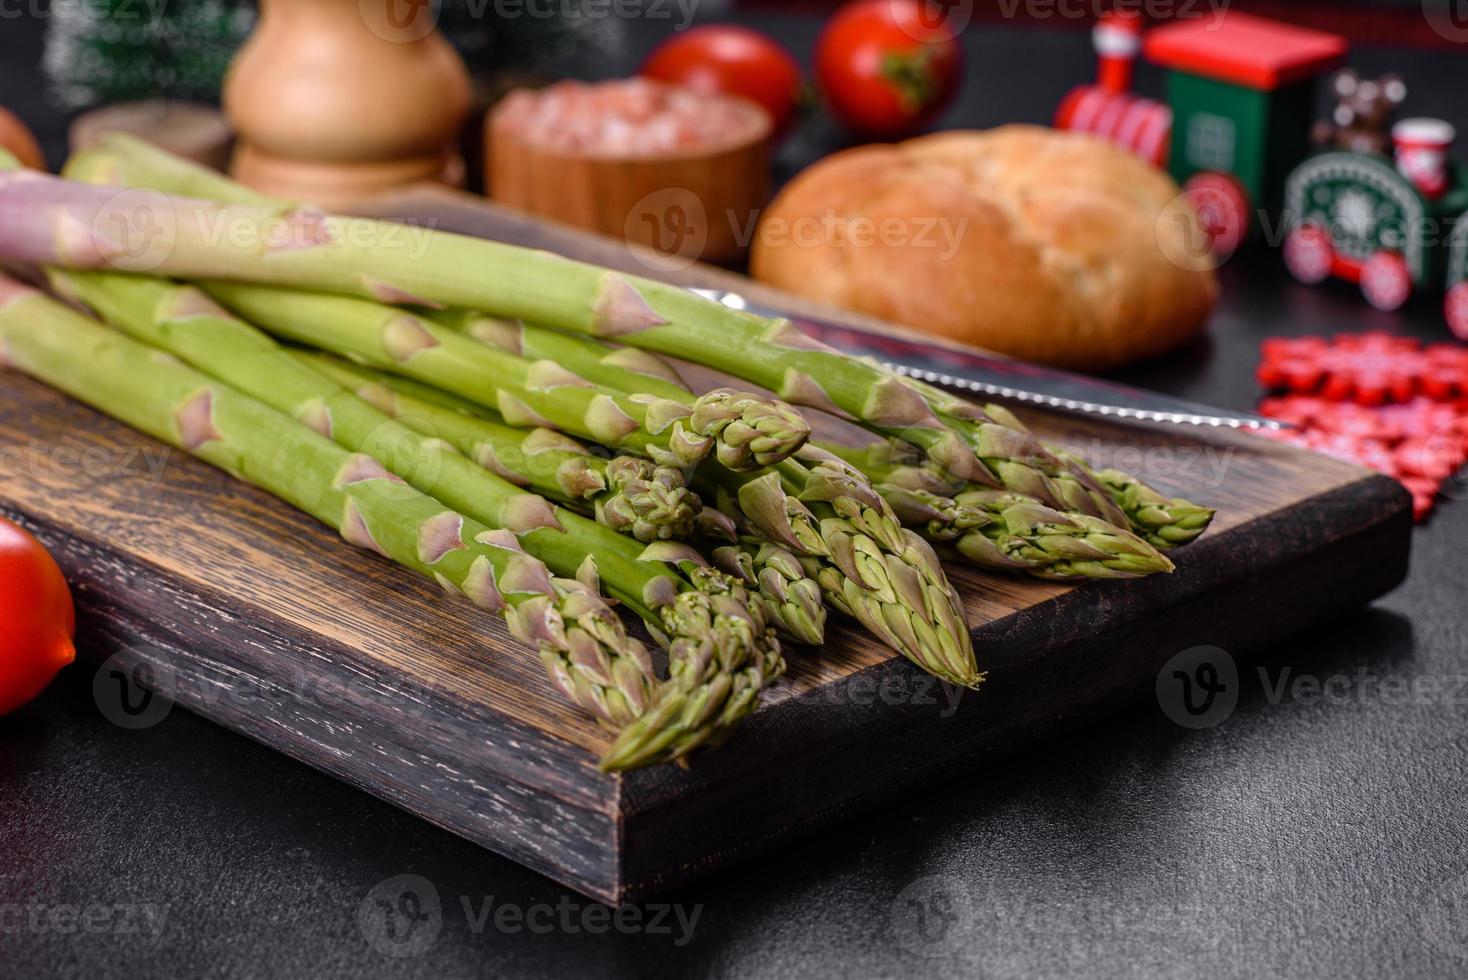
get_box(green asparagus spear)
[29,144,800,762]
[57,138,1205,546]
[443,318,986,644]
[706,454,981,689]
[709,538,826,647]
[45,141,987,711]
[425,307,962,658]
[1051,450,1215,550]
[0,274,660,736]
[822,440,1174,579]
[598,546,785,771]
[65,133,275,206]
[967,400,1213,548]
[50,269,781,768]
[443,304,1212,559]
[296,350,701,542]
[5,172,851,466]
[884,485,1175,579]
[433,310,695,403]
[457,314,1178,580]
[289,350,502,420]
[200,280,808,473]
[64,140,696,408]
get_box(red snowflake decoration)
[1256,333,1468,522]
[1257,332,1468,405]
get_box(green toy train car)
[1283,121,1468,338]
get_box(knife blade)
[689,288,1283,432]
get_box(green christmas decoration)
[43,0,255,109]
[436,0,630,78]
[44,0,641,111]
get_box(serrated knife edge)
[689,288,1283,432]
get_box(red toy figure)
[1055,10,1169,167]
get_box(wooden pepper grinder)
[223,0,471,207]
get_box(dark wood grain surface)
[0,187,1413,903]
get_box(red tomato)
[642,25,803,138]
[0,516,75,715]
[816,0,963,139]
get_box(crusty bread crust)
[750,126,1219,371]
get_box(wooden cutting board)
[0,188,1412,904]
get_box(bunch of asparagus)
[0,138,1214,770]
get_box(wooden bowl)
[487,81,772,266]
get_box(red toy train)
[1058,10,1468,338]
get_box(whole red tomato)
[0,516,75,715]
[642,25,803,138]
[816,0,963,139]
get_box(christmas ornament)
[43,0,255,110]
[1257,332,1468,521]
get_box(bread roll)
[750,126,1219,371]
